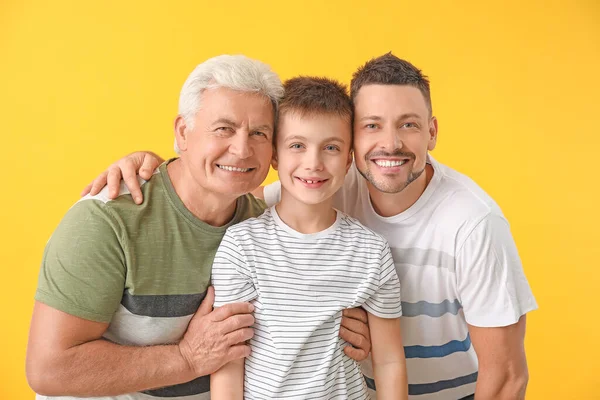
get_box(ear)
[174,115,189,152]
[271,146,279,170]
[427,116,438,151]
[346,149,353,173]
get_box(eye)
[325,144,340,151]
[290,143,304,149]
[401,122,418,129]
[215,126,233,133]
[365,123,378,130]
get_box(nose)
[380,125,403,151]
[304,148,324,171]
[229,131,253,159]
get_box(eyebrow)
[212,118,273,132]
[212,118,239,128]
[285,135,346,144]
[358,113,422,122]
[252,124,274,133]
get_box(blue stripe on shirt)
[404,334,472,359]
[364,371,478,396]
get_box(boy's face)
[273,112,353,206]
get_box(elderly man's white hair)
[174,55,284,154]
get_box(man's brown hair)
[276,76,353,142]
[351,52,432,115]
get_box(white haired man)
[26,55,371,400]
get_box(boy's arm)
[210,342,245,399]
[368,314,407,400]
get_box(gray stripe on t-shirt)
[401,299,462,318]
[121,290,207,317]
[142,375,210,397]
[391,247,455,272]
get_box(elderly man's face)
[176,87,275,198]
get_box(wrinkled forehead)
[200,87,276,123]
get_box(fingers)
[106,165,123,199]
[211,302,254,323]
[341,316,371,340]
[339,323,371,358]
[121,158,143,204]
[139,153,159,180]
[224,327,254,346]
[88,171,109,196]
[343,307,369,324]
[81,183,93,197]
[225,344,251,362]
[343,343,369,362]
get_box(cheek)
[256,142,273,161]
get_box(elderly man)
[90,53,538,400]
[26,55,370,400]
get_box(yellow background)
[1,0,598,398]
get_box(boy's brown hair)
[276,76,353,142]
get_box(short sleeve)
[263,181,282,207]
[456,214,538,327]
[212,231,258,307]
[362,242,403,318]
[35,200,127,323]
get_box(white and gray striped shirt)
[212,206,402,399]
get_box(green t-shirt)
[35,159,266,399]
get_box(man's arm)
[26,302,192,396]
[27,288,255,396]
[368,314,407,400]
[469,316,529,400]
[456,214,537,400]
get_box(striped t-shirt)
[212,206,403,399]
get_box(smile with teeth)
[373,160,407,168]
[217,164,254,172]
[296,177,327,184]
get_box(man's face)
[353,84,437,194]
[274,113,353,206]
[176,87,275,198]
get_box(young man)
[84,53,537,400]
[210,77,407,399]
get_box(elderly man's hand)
[178,287,255,377]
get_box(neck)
[276,191,337,234]
[368,163,434,218]
[167,159,238,227]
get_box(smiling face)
[273,112,353,206]
[175,86,275,198]
[353,84,437,194]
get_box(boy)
[209,77,408,399]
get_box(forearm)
[29,339,194,397]
[210,358,245,400]
[373,361,408,400]
[474,367,528,400]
